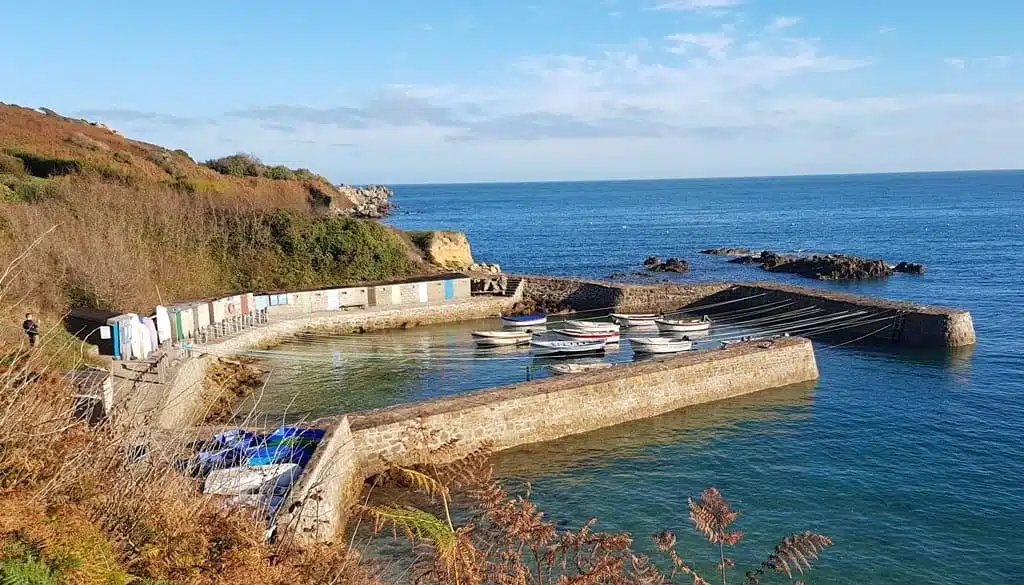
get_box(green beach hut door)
[443,279,454,300]
[174,311,184,341]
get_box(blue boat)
[245,444,314,467]
[501,314,547,327]
[267,426,326,443]
[178,447,246,476]
[214,429,266,450]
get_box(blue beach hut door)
[443,279,454,300]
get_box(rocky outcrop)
[894,261,927,275]
[468,262,502,274]
[700,248,759,256]
[724,250,893,280]
[422,231,474,269]
[336,184,394,218]
[645,257,689,273]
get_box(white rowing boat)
[553,328,621,343]
[548,363,613,375]
[204,464,302,496]
[629,337,693,354]
[531,339,607,356]
[610,313,660,327]
[564,320,620,332]
[654,315,712,333]
[502,314,547,327]
[471,330,532,347]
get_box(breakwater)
[279,337,819,543]
[518,275,976,348]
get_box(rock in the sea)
[894,261,926,275]
[766,254,892,280]
[647,257,690,273]
[643,256,662,267]
[337,184,395,218]
[727,255,759,265]
[700,247,758,255]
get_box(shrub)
[202,153,265,177]
[0,182,15,202]
[263,165,296,180]
[5,150,83,178]
[0,151,24,176]
[112,151,132,164]
[172,148,194,162]
[0,175,64,203]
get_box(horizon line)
[384,167,1023,187]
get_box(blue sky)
[2,0,1022,183]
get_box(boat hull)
[548,363,613,375]
[553,329,621,343]
[654,319,712,333]
[564,320,620,331]
[531,340,607,356]
[472,331,531,347]
[629,338,693,354]
[611,313,660,327]
[502,314,547,327]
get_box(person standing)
[22,313,38,347]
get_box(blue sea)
[379,172,1024,585]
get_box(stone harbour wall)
[519,274,729,314]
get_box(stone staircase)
[503,276,523,297]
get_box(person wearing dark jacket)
[22,313,38,346]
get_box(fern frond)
[360,505,457,561]
[0,558,55,585]
[390,466,450,499]
[761,531,833,578]
[687,488,742,545]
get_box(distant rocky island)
[701,248,926,280]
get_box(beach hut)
[425,279,446,302]
[452,277,471,299]
[254,294,270,312]
[207,298,228,325]
[338,286,368,308]
[193,302,211,330]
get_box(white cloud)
[421,24,433,31]
[767,16,801,31]
[652,0,741,13]
[878,25,895,34]
[945,58,965,70]
[665,31,734,59]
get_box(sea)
[257,171,1024,584]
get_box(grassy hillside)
[0,104,432,322]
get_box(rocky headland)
[336,184,394,218]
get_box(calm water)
[264,172,1024,584]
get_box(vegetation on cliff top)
[0,104,433,326]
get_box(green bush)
[0,181,16,202]
[5,150,83,177]
[172,148,194,162]
[9,176,63,202]
[0,151,25,176]
[202,153,264,177]
[112,151,133,164]
[263,165,296,180]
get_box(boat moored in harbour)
[472,330,532,347]
[629,337,693,354]
[654,315,712,333]
[610,313,661,327]
[553,328,621,343]
[548,362,614,375]
[564,320,620,331]
[502,314,547,327]
[531,339,607,356]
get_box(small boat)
[564,320,620,331]
[502,314,547,327]
[204,463,303,496]
[630,337,693,354]
[472,330,532,347]
[610,313,661,327]
[655,315,712,333]
[531,339,607,356]
[548,363,613,375]
[553,328,621,343]
[245,444,315,467]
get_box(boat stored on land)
[204,463,302,496]
[531,339,607,356]
[548,363,614,375]
[472,330,532,347]
[611,313,661,327]
[629,337,693,354]
[654,315,712,333]
[553,328,621,343]
[502,314,547,327]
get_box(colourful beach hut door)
[174,311,184,341]
[443,279,454,300]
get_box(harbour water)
[255,171,1023,584]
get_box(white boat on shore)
[564,320,620,332]
[611,313,661,327]
[531,339,607,356]
[502,314,547,327]
[204,464,302,496]
[548,362,613,375]
[553,328,621,343]
[471,330,532,347]
[630,337,693,354]
[655,315,712,333]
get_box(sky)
[2,0,1022,184]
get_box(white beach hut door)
[418,282,428,303]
